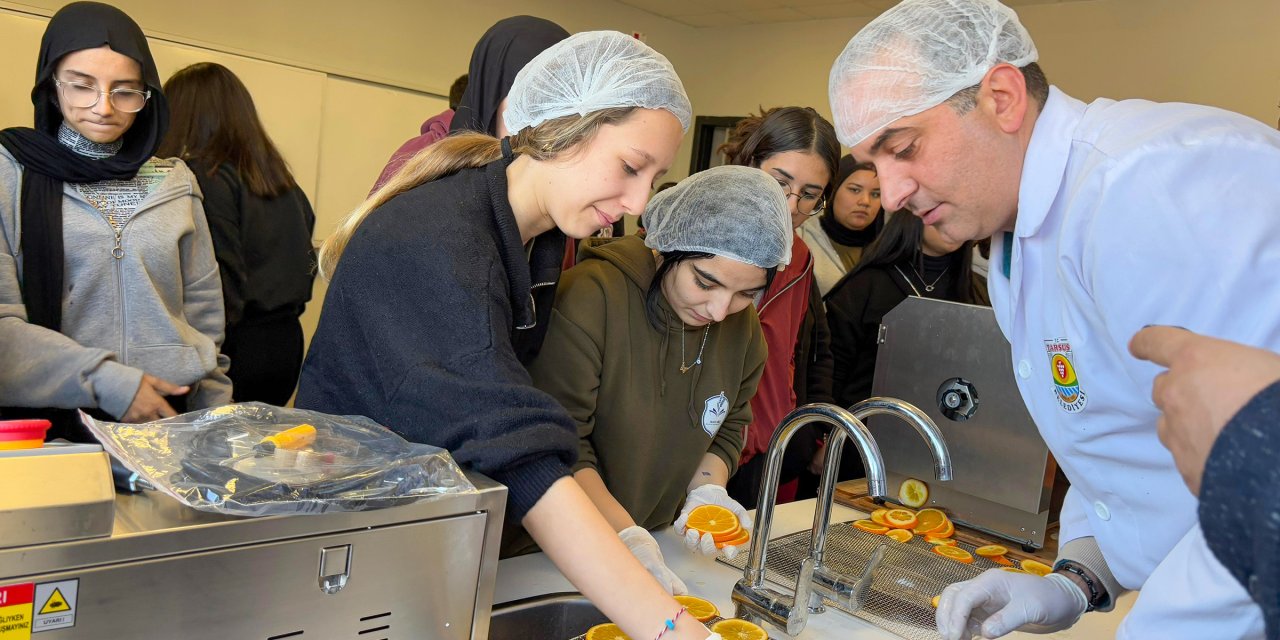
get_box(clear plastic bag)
[81,403,476,517]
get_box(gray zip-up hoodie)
[0,146,232,418]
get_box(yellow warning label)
[36,590,67,616]
[0,582,33,639]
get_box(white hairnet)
[828,0,1039,147]
[643,166,793,269]
[503,31,692,134]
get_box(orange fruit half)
[884,508,918,529]
[674,595,719,623]
[932,545,975,564]
[585,623,630,640]
[899,478,929,508]
[974,545,1008,557]
[853,519,890,534]
[885,529,913,543]
[711,618,769,640]
[1021,559,1052,576]
[685,504,740,537]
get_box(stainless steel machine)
[0,471,506,639]
[867,296,1064,548]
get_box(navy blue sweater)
[1200,380,1280,639]
[296,151,575,521]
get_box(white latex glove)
[673,484,753,559]
[618,525,688,595]
[936,569,1088,639]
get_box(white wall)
[2,0,1276,362]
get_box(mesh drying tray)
[718,521,1013,640]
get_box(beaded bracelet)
[1054,561,1103,612]
[654,606,688,640]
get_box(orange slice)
[674,595,719,622]
[930,518,955,538]
[884,508,918,529]
[925,535,958,546]
[716,529,751,549]
[1021,559,1052,576]
[585,623,630,640]
[885,529,913,543]
[989,554,1014,566]
[853,519,890,534]
[932,545,975,564]
[1001,567,1031,574]
[974,545,1008,557]
[685,504,740,537]
[870,508,890,526]
[899,478,929,508]
[711,618,768,640]
[912,508,948,534]
[931,595,941,608]
[712,524,743,543]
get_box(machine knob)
[936,378,980,421]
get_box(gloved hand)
[936,569,1088,639]
[673,484,753,559]
[618,525,688,595]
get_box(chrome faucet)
[732,398,953,636]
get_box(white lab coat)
[989,87,1280,639]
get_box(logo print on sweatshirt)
[702,391,729,438]
[1045,338,1087,413]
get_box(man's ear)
[982,63,1030,134]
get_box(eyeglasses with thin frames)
[773,179,826,216]
[54,79,151,113]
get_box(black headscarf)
[820,154,884,248]
[0,2,167,332]
[448,15,569,136]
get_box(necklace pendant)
[925,284,935,292]
[679,364,692,374]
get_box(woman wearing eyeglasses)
[0,2,231,437]
[719,106,840,508]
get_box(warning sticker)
[31,580,76,633]
[0,582,33,639]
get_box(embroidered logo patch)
[1045,338,1087,413]
[701,391,729,437]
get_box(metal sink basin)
[488,592,608,640]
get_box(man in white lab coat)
[828,0,1280,638]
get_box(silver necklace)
[679,321,711,374]
[909,264,950,292]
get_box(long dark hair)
[719,106,840,201]
[849,213,982,304]
[646,251,778,330]
[157,62,298,198]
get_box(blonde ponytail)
[317,106,639,281]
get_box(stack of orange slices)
[685,504,751,549]
[853,506,956,547]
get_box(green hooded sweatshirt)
[528,235,767,532]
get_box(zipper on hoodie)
[517,281,557,330]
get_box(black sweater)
[1200,380,1280,638]
[190,160,316,328]
[295,153,574,520]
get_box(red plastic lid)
[0,419,52,440]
